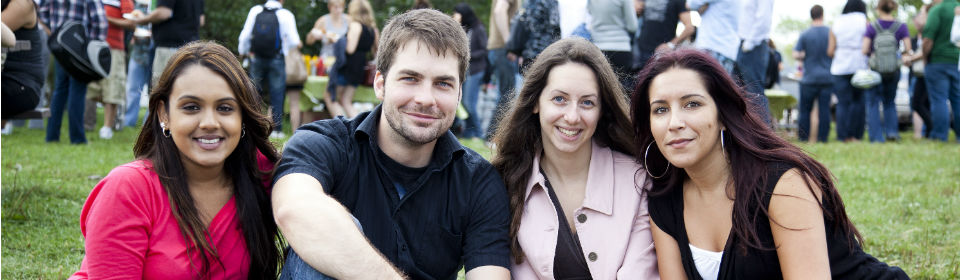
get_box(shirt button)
[577,214,587,223]
[588,252,598,262]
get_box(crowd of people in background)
[3,0,945,279]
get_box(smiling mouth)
[557,127,581,138]
[197,138,221,144]
[666,138,692,147]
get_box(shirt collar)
[355,104,466,169]
[524,140,616,215]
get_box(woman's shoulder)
[98,160,161,193]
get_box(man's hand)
[741,40,756,53]
[698,3,709,15]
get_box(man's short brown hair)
[375,9,469,83]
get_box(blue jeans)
[865,73,900,142]
[833,74,866,141]
[46,62,89,144]
[486,48,519,140]
[704,49,736,77]
[736,40,773,127]
[279,217,363,280]
[461,72,484,138]
[923,62,960,141]
[250,56,286,131]
[123,43,154,128]
[799,83,832,142]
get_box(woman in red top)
[71,41,283,279]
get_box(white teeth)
[558,127,579,137]
[198,138,220,144]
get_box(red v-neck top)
[70,160,250,279]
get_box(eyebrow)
[177,95,238,103]
[649,93,704,105]
[397,69,458,84]
[550,89,597,98]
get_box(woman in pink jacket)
[491,37,659,279]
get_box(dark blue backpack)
[251,6,281,58]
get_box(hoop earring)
[644,142,671,179]
[721,130,726,154]
[241,125,246,138]
[160,122,171,138]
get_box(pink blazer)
[511,141,659,280]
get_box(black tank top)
[647,162,909,280]
[543,175,593,280]
[3,20,45,92]
[341,24,374,85]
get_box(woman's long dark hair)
[133,41,282,279]
[630,49,863,253]
[491,38,635,264]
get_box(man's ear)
[374,70,385,100]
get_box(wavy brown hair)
[630,49,863,254]
[490,38,635,264]
[133,41,283,279]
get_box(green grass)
[2,112,958,279]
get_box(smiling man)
[271,9,511,280]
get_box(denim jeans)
[704,49,736,77]
[279,216,363,280]
[486,48,519,140]
[923,62,960,141]
[250,56,287,131]
[46,62,89,144]
[461,72,484,138]
[865,73,900,142]
[833,74,866,141]
[123,43,154,128]
[798,83,832,142]
[736,40,774,127]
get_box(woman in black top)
[1,0,44,122]
[332,0,377,118]
[630,49,908,279]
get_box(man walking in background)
[85,0,135,139]
[238,0,300,138]
[922,0,960,142]
[41,0,108,144]
[794,4,835,143]
[688,0,739,75]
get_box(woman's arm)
[861,36,872,56]
[78,166,153,278]
[345,21,362,55]
[651,219,687,279]
[769,168,830,280]
[827,30,836,58]
[306,16,327,45]
[1,0,36,31]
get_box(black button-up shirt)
[275,105,511,280]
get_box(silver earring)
[241,125,246,138]
[160,122,171,138]
[644,142,671,179]
[721,130,726,154]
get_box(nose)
[411,83,439,107]
[667,110,685,131]
[197,108,220,130]
[563,104,581,124]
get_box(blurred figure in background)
[830,0,869,142]
[454,2,487,140]
[862,0,911,143]
[688,0,740,76]
[330,0,377,118]
[735,0,775,128]
[484,0,520,140]
[86,0,136,140]
[305,0,349,58]
[635,0,693,68]
[794,4,835,143]
[1,0,45,125]
[123,0,155,129]
[920,0,960,142]
[588,0,638,93]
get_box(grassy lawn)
[2,112,958,279]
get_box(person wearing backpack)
[238,0,301,138]
[861,0,912,142]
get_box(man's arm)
[272,173,405,279]
[133,6,172,25]
[827,30,836,58]
[951,7,960,46]
[465,266,510,280]
[492,0,510,43]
